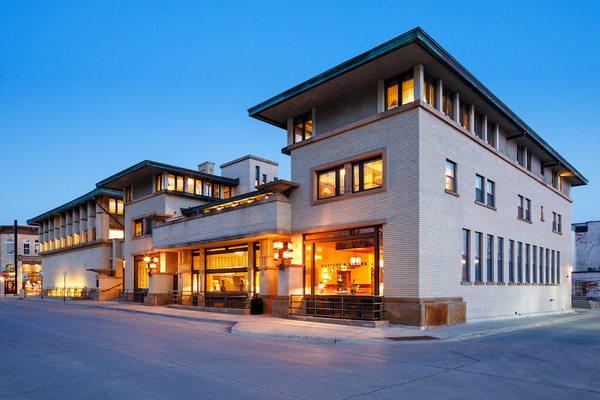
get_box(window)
[155,174,164,192]
[176,176,184,192]
[487,235,494,282]
[545,248,550,284]
[553,212,562,233]
[474,114,484,139]
[462,229,470,282]
[551,170,559,189]
[557,251,561,285]
[23,239,30,255]
[108,198,124,215]
[124,186,132,202]
[525,244,531,283]
[317,166,345,199]
[186,178,195,194]
[213,183,221,199]
[532,245,538,283]
[517,144,525,167]
[525,198,531,221]
[352,157,383,193]
[487,122,496,147]
[34,240,39,254]
[486,180,495,208]
[445,160,457,193]
[423,76,437,107]
[134,219,143,237]
[539,247,545,283]
[497,237,504,283]
[475,175,485,203]
[508,240,515,283]
[223,186,232,199]
[109,229,124,239]
[262,174,267,184]
[385,71,414,110]
[541,205,545,222]
[551,250,556,284]
[5,238,14,255]
[517,242,523,283]
[255,166,260,187]
[474,232,482,282]
[293,112,313,144]
[526,151,533,172]
[459,102,470,130]
[203,181,212,197]
[167,174,175,191]
[442,91,454,119]
[518,195,531,221]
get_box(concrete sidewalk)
[7,296,592,343]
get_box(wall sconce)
[145,256,160,276]
[273,241,293,270]
[350,257,362,266]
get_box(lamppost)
[62,271,67,302]
[273,241,293,270]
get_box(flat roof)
[248,27,587,186]
[27,188,123,224]
[96,160,239,190]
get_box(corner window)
[293,112,313,144]
[445,160,457,193]
[352,157,383,193]
[317,166,345,199]
[385,71,414,110]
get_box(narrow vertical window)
[539,247,544,284]
[525,199,532,221]
[526,151,533,172]
[293,112,313,143]
[443,91,454,119]
[486,180,495,207]
[545,249,550,284]
[525,244,531,283]
[518,195,524,219]
[551,170,559,189]
[517,144,525,167]
[551,250,556,284]
[557,214,562,233]
[186,178,195,194]
[385,78,399,110]
[255,166,260,188]
[509,240,515,283]
[497,237,504,283]
[459,102,470,130]
[401,75,415,104]
[474,114,484,139]
[487,235,494,282]
[517,242,523,283]
[475,175,485,203]
[155,174,164,192]
[532,245,538,283]
[23,239,30,255]
[557,251,561,285]
[424,76,436,107]
[474,232,482,282]
[167,174,176,191]
[486,121,496,147]
[445,160,457,193]
[462,229,470,282]
[176,176,184,192]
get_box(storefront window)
[205,246,249,293]
[304,227,383,296]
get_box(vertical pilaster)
[482,114,488,142]
[435,79,443,112]
[79,205,87,242]
[468,104,475,133]
[493,124,500,150]
[376,80,385,112]
[453,92,460,122]
[95,199,109,241]
[87,201,95,242]
[413,64,424,101]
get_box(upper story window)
[353,157,383,193]
[134,219,144,237]
[108,198,124,215]
[34,240,39,254]
[124,186,132,203]
[213,183,221,198]
[187,178,202,195]
[486,122,496,147]
[518,195,532,222]
[486,180,495,208]
[294,112,313,144]
[166,174,184,192]
[23,239,30,255]
[255,166,261,187]
[552,212,562,233]
[223,186,232,199]
[474,114,484,139]
[459,102,470,130]
[517,144,526,167]
[155,174,164,192]
[526,150,533,172]
[442,91,454,119]
[475,175,485,203]
[445,160,457,193]
[385,71,414,111]
[423,76,437,107]
[5,238,14,255]
[317,166,345,199]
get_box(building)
[0,225,41,295]
[27,188,125,300]
[571,221,600,302]
[246,27,587,325]
[95,157,285,307]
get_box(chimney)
[198,161,215,175]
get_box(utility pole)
[13,220,18,296]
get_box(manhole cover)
[385,336,439,341]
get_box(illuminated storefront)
[303,226,383,296]
[22,263,42,295]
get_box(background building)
[0,224,41,295]
[27,188,125,300]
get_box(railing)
[572,281,600,301]
[119,289,147,304]
[170,291,250,309]
[289,295,383,321]
[43,287,88,299]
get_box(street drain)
[385,336,440,341]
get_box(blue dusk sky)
[1,1,599,224]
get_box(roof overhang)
[248,27,587,186]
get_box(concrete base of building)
[287,314,389,328]
[259,294,277,314]
[384,297,466,327]
[272,296,291,318]
[167,304,250,315]
[145,293,171,306]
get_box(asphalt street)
[0,300,599,400]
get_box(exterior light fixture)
[273,241,292,270]
[145,256,160,276]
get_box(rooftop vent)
[198,161,215,175]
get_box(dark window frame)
[352,156,383,194]
[293,112,313,144]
